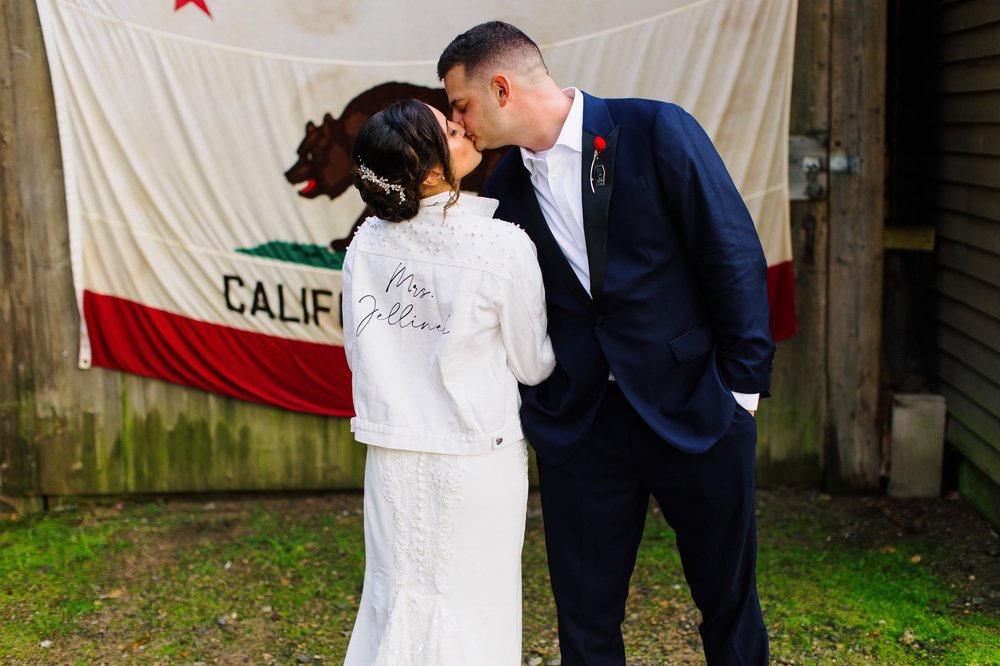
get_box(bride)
[340,99,555,665]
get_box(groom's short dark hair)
[437,21,547,81]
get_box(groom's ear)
[492,75,512,107]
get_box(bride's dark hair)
[351,99,458,223]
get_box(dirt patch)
[783,490,1000,616]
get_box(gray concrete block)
[887,393,946,498]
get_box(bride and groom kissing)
[340,21,774,666]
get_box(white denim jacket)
[342,192,556,455]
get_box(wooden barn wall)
[929,0,1000,525]
[757,0,888,494]
[1,2,366,509]
[755,1,832,487]
[2,1,889,504]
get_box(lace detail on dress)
[518,440,530,473]
[373,449,464,665]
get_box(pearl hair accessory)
[357,162,406,202]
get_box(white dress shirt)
[519,89,760,412]
[520,89,590,292]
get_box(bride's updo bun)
[351,100,457,223]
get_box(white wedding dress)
[342,440,529,665]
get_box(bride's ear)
[422,165,445,187]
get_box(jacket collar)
[581,91,616,139]
[419,191,500,219]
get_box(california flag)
[36,0,798,416]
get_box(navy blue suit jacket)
[485,93,774,463]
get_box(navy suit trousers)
[536,381,768,666]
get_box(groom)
[439,22,774,666]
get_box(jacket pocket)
[668,322,713,363]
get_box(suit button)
[595,314,605,326]
[495,437,503,445]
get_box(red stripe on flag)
[84,290,354,416]
[767,260,798,342]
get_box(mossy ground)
[2,489,997,665]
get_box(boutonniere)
[589,136,607,193]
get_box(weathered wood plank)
[5,0,132,498]
[757,200,826,487]
[937,153,1000,189]
[39,374,367,495]
[883,226,936,251]
[940,21,1000,63]
[934,296,1000,355]
[935,239,1000,287]
[936,211,1000,254]
[935,181,1000,222]
[756,0,831,487]
[941,0,1000,34]
[938,385,1000,473]
[937,353,1000,421]
[939,91,1000,124]
[789,0,830,134]
[0,1,43,499]
[934,325,1000,383]
[937,269,1000,321]
[957,458,1000,527]
[937,124,1000,157]
[14,0,88,504]
[824,0,886,490]
[935,57,1000,93]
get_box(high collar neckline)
[418,191,499,218]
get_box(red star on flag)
[174,0,212,18]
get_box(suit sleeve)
[652,104,773,394]
[499,234,556,386]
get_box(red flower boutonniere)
[589,136,607,193]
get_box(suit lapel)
[580,93,618,312]
[503,163,591,303]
